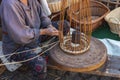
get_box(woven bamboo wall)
[97,0,120,10]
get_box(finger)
[50,26,58,30]
[52,31,59,36]
[53,29,58,32]
[53,28,59,32]
[52,33,59,36]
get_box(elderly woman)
[0,0,60,79]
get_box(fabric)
[92,22,120,40]
[99,38,120,56]
[52,20,70,35]
[11,47,47,80]
[0,0,52,79]
[10,20,70,78]
[0,1,70,78]
[38,0,51,16]
[40,20,70,42]
[92,22,120,56]
[4,20,69,79]
[0,0,51,55]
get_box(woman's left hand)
[46,25,59,36]
[40,25,59,36]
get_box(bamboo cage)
[59,0,92,55]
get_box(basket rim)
[67,0,110,24]
[47,0,69,13]
[91,0,110,10]
[105,7,120,23]
[107,18,120,25]
[47,0,61,4]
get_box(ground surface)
[0,68,120,80]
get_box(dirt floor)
[0,68,120,80]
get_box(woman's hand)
[40,25,59,36]
[46,25,59,36]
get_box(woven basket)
[0,61,6,75]
[47,0,68,13]
[97,0,120,10]
[105,7,120,36]
[69,0,79,5]
[67,0,110,31]
[47,0,79,13]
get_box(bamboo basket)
[47,0,68,13]
[67,0,110,31]
[105,7,120,36]
[97,0,120,10]
[47,0,79,13]
[47,0,62,13]
[69,0,79,5]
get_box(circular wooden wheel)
[49,37,107,72]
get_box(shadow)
[0,0,2,40]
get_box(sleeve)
[2,3,40,44]
[37,1,52,28]
[37,0,51,16]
